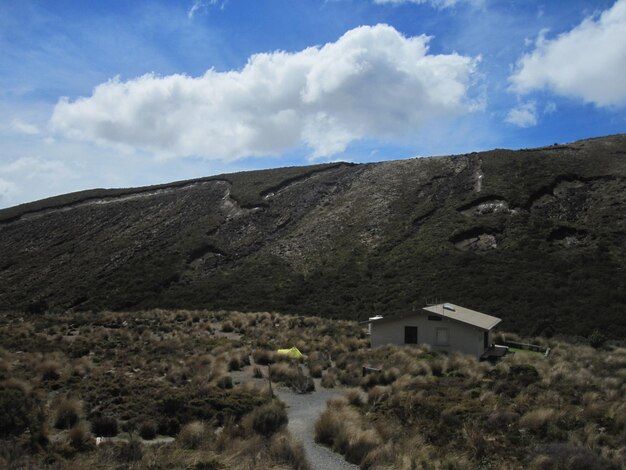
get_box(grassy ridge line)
[0,162,351,223]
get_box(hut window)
[436,328,449,346]
[428,315,442,321]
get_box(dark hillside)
[1,135,625,338]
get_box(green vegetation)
[1,308,624,468]
[2,137,625,339]
[316,341,626,468]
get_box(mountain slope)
[1,135,625,338]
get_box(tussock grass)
[251,400,288,437]
[53,397,83,429]
[69,422,94,451]
[178,421,207,449]
[269,432,310,470]
[1,308,625,469]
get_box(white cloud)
[505,101,537,128]
[187,0,205,19]
[510,0,626,107]
[1,156,78,182]
[544,101,557,114]
[51,25,480,161]
[187,0,224,19]
[9,118,40,135]
[0,178,17,202]
[0,156,82,208]
[373,0,483,8]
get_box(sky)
[1,0,625,209]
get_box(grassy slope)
[0,136,625,339]
[1,309,624,469]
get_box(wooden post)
[267,364,274,399]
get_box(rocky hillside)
[1,135,625,338]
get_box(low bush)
[269,432,310,470]
[251,400,288,437]
[519,408,556,433]
[530,443,608,469]
[252,366,264,378]
[269,362,299,385]
[39,360,61,381]
[314,408,341,446]
[0,383,42,438]
[69,422,94,451]
[309,364,323,378]
[253,349,275,365]
[53,397,82,429]
[321,372,336,388]
[178,421,206,449]
[345,429,381,466]
[215,375,233,389]
[291,373,315,394]
[91,415,118,437]
[139,419,157,440]
[115,437,143,462]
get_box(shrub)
[157,417,180,436]
[321,372,336,388]
[253,350,275,365]
[178,421,206,449]
[367,386,391,407]
[509,364,540,386]
[228,355,242,371]
[309,364,323,378]
[91,415,118,437]
[252,366,264,378]
[0,383,42,438]
[139,419,157,440]
[519,408,556,433]
[0,360,10,381]
[291,373,315,394]
[344,388,363,407]
[115,438,143,462]
[589,330,607,349]
[69,422,94,451]
[269,362,299,385]
[39,360,61,381]
[531,443,608,470]
[215,375,233,389]
[462,423,487,459]
[314,409,341,446]
[251,400,288,437]
[221,321,234,333]
[194,458,224,470]
[345,429,381,466]
[54,398,82,429]
[269,433,310,470]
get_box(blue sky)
[1,0,625,208]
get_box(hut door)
[404,326,418,344]
[483,331,489,349]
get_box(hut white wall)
[370,312,487,357]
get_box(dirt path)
[276,381,358,470]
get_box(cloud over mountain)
[505,101,537,128]
[373,0,482,8]
[51,24,479,161]
[510,0,626,107]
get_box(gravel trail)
[276,381,358,470]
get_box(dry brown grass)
[178,421,207,449]
[1,309,625,469]
[53,397,83,429]
[269,432,310,470]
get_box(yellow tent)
[276,346,303,359]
